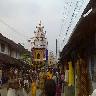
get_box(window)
[1,43,5,52]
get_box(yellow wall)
[68,61,74,86]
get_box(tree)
[21,52,32,65]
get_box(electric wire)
[0,18,29,41]
[58,0,86,52]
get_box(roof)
[0,52,21,67]
[0,33,27,52]
[0,33,31,68]
[60,4,96,61]
[0,52,31,69]
[82,0,96,15]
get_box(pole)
[56,39,57,59]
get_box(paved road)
[0,87,42,96]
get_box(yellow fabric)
[47,71,53,79]
[68,61,74,86]
[32,82,36,96]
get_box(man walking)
[45,75,56,96]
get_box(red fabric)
[56,84,61,96]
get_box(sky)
[0,0,89,55]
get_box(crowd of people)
[6,67,65,96]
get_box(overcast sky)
[0,0,89,54]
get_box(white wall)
[11,50,16,58]
[0,42,21,59]
[48,52,57,66]
[16,52,21,59]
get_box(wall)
[0,41,21,59]
[48,52,57,66]
[16,52,21,59]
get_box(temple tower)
[29,21,48,69]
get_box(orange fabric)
[47,71,53,79]
[32,82,36,96]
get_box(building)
[0,33,30,83]
[29,21,48,69]
[48,51,57,68]
[59,0,96,95]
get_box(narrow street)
[0,0,96,96]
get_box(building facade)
[0,41,21,59]
[48,51,57,68]
[0,33,30,83]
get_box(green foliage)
[21,52,32,65]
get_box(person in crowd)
[36,76,39,89]
[55,82,61,96]
[31,79,37,96]
[52,72,57,84]
[0,78,2,88]
[36,76,42,96]
[24,77,29,88]
[39,68,46,96]
[45,75,56,96]
[56,71,59,84]
[60,71,64,93]
[7,81,16,96]
[47,68,53,79]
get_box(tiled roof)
[0,52,30,68]
[60,3,96,61]
[0,52,20,66]
[0,33,26,52]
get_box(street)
[0,0,96,96]
[0,87,43,96]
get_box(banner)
[46,49,48,61]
